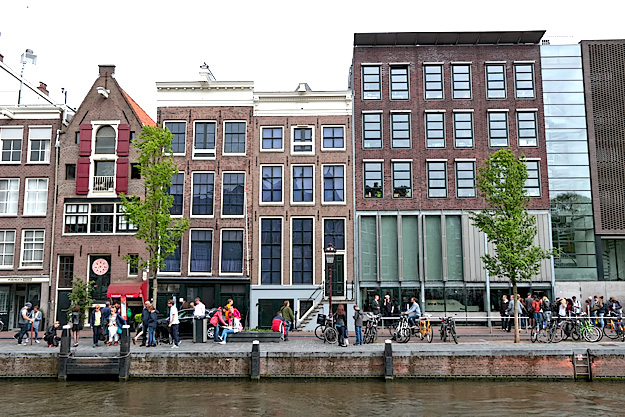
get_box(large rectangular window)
[488,112,509,147]
[456,161,476,198]
[427,161,447,198]
[165,121,186,154]
[426,113,445,148]
[221,230,243,274]
[0,230,15,268]
[391,113,411,148]
[168,173,184,216]
[28,126,51,163]
[517,111,538,147]
[64,203,135,234]
[524,160,541,197]
[486,64,506,99]
[453,112,473,148]
[224,121,246,154]
[90,204,114,233]
[261,127,283,151]
[21,229,44,268]
[292,218,313,284]
[192,172,214,216]
[260,218,282,284]
[446,216,464,280]
[190,229,212,273]
[0,178,19,215]
[425,216,442,280]
[323,165,345,203]
[116,204,137,233]
[58,255,74,288]
[261,166,283,204]
[292,127,313,154]
[364,162,383,198]
[324,219,345,250]
[322,126,344,150]
[193,121,216,158]
[452,64,471,99]
[360,216,377,281]
[514,64,535,98]
[424,65,443,99]
[24,178,48,215]
[380,216,398,281]
[222,173,245,216]
[363,113,382,148]
[392,162,412,198]
[162,241,181,273]
[402,216,419,281]
[362,66,381,100]
[292,165,314,203]
[64,204,88,233]
[0,127,23,163]
[390,66,409,100]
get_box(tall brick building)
[351,32,554,317]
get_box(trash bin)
[193,317,207,343]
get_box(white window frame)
[89,122,119,197]
[291,164,315,206]
[362,65,382,100]
[322,217,347,290]
[0,178,19,216]
[488,110,509,147]
[192,120,217,159]
[321,125,346,151]
[523,159,542,197]
[390,111,411,149]
[391,160,412,199]
[158,240,182,276]
[190,171,215,218]
[362,111,383,149]
[0,126,24,164]
[20,229,45,269]
[455,159,477,198]
[23,178,48,216]
[0,229,16,269]
[389,64,410,100]
[290,216,315,285]
[451,63,472,100]
[321,164,346,205]
[27,125,52,164]
[425,111,446,148]
[517,109,539,147]
[260,126,284,152]
[485,63,507,99]
[219,228,245,276]
[260,164,284,206]
[222,120,247,156]
[127,254,139,277]
[56,254,75,290]
[453,110,474,149]
[258,217,283,285]
[427,160,448,198]
[424,63,444,100]
[514,62,536,99]
[62,203,136,235]
[188,228,213,276]
[163,120,187,156]
[168,171,185,218]
[220,171,246,218]
[290,125,315,155]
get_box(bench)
[227,332,282,343]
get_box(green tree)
[470,149,556,343]
[68,276,94,323]
[120,125,189,304]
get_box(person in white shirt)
[572,296,582,316]
[168,299,180,348]
[193,297,206,319]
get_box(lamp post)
[18,49,37,106]
[324,242,336,318]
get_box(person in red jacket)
[209,307,227,342]
[271,311,288,341]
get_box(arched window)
[95,126,116,154]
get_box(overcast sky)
[1,0,622,120]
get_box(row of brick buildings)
[1,31,624,329]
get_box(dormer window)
[95,126,116,154]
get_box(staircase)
[298,302,325,331]
[66,356,120,376]
[572,350,592,381]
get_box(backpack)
[542,300,551,312]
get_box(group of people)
[210,298,243,344]
[13,302,43,345]
[85,301,128,348]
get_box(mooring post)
[58,325,71,381]
[384,339,393,380]
[251,340,260,380]
[119,324,131,381]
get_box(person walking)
[500,295,510,331]
[353,304,364,345]
[147,306,158,347]
[70,305,82,347]
[138,300,151,346]
[167,299,180,348]
[280,300,295,332]
[32,305,42,343]
[90,304,103,348]
[15,302,34,345]
[335,304,348,347]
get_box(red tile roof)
[122,90,155,127]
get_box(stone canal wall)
[0,353,58,378]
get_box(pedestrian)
[500,295,509,331]
[102,301,111,343]
[597,297,606,328]
[167,299,180,348]
[210,306,227,342]
[383,294,394,330]
[542,296,552,325]
[44,321,61,347]
[558,298,567,318]
[137,300,151,346]
[335,304,348,347]
[70,304,82,347]
[610,297,623,315]
[32,305,42,343]
[89,304,103,348]
[147,306,158,347]
[193,297,206,318]
[405,297,421,327]
[107,306,126,346]
[572,296,582,315]
[14,302,34,345]
[280,300,295,332]
[353,304,364,345]
[525,293,534,327]
[371,294,381,315]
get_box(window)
[424,65,443,99]
[28,126,51,163]
[453,112,474,148]
[486,64,506,99]
[192,172,214,216]
[364,162,383,198]
[260,218,281,284]
[222,173,245,216]
[1,126,23,162]
[292,218,313,284]
[94,126,116,154]
[64,203,135,234]
[362,66,381,100]
[261,127,283,151]
[292,127,313,154]
[390,66,409,100]
[116,204,137,233]
[224,121,246,154]
[130,164,141,179]
[190,229,212,273]
[363,113,382,148]
[426,113,445,148]
[261,166,282,204]
[456,161,476,197]
[524,160,541,197]
[391,113,411,148]
[90,204,114,233]
[322,126,344,150]
[65,164,76,180]
[162,241,181,273]
[168,173,184,216]
[24,178,48,215]
[165,121,186,154]
[0,178,19,215]
[292,165,314,203]
[392,162,412,198]
[64,204,88,233]
[21,229,44,268]
[515,64,535,98]
[517,111,538,146]
[427,161,447,198]
[194,121,216,158]
[488,112,509,147]
[0,230,15,268]
[58,255,74,288]
[75,132,80,145]
[323,165,345,203]
[221,230,243,274]
[452,65,471,99]
[128,254,139,276]
[324,219,345,250]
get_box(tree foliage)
[68,276,94,322]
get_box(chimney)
[99,65,116,78]
[37,82,49,96]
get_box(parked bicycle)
[314,314,338,344]
[439,316,458,344]
[603,312,622,340]
[363,313,380,344]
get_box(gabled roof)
[354,31,546,47]
[122,89,155,127]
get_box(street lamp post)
[324,243,336,318]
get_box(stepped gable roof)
[122,89,155,127]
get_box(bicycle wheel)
[440,324,446,341]
[324,326,338,344]
[530,326,538,343]
[396,327,410,343]
[551,328,564,343]
[537,328,550,343]
[604,321,619,340]
[450,323,458,344]
[315,325,326,340]
[582,325,602,343]
[571,325,581,341]
[386,319,398,336]
[425,328,433,343]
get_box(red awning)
[106,281,147,299]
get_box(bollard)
[384,339,393,380]
[119,325,131,381]
[58,325,71,381]
[251,340,260,380]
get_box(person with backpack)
[280,300,295,332]
[542,296,552,326]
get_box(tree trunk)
[513,281,520,343]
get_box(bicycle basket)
[316,314,327,325]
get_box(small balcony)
[93,176,115,192]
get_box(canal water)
[2,379,617,416]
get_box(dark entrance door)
[258,299,294,329]
[325,254,344,297]
[90,255,111,301]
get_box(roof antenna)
[199,62,216,81]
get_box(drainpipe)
[484,231,491,331]
[49,129,61,322]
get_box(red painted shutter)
[117,124,130,156]
[116,157,129,194]
[76,157,90,194]
[78,124,92,156]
